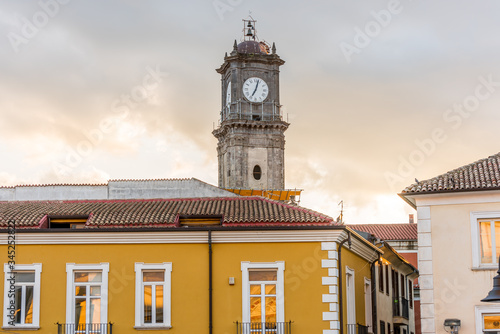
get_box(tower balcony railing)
[217,100,284,126]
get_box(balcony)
[392,297,400,317]
[57,323,112,334]
[401,297,409,320]
[217,101,284,126]
[235,321,292,334]
[392,297,410,325]
[346,323,369,334]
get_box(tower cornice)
[212,119,289,139]
[216,54,285,74]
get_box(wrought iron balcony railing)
[56,323,112,334]
[393,297,400,317]
[235,321,292,334]
[401,297,409,320]
[347,323,369,334]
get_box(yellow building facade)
[0,196,380,334]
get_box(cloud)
[1,0,500,224]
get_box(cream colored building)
[374,243,418,334]
[400,152,500,334]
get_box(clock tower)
[213,17,289,192]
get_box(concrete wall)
[423,202,500,334]
[411,191,500,334]
[0,178,238,201]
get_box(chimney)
[409,214,414,224]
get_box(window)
[346,266,356,333]
[385,265,389,294]
[388,323,391,334]
[134,263,172,328]
[364,278,372,333]
[241,262,285,325]
[49,216,88,229]
[475,306,500,333]
[380,321,385,334]
[392,269,399,300]
[253,165,262,180]
[379,265,384,292]
[401,273,405,298]
[471,212,500,268]
[409,279,413,309]
[66,263,109,326]
[479,220,500,264]
[3,264,42,328]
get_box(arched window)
[253,165,262,180]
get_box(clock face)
[226,82,231,107]
[243,77,268,103]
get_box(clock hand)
[251,80,260,97]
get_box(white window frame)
[241,261,285,324]
[471,211,500,269]
[364,277,372,333]
[346,266,356,332]
[66,263,109,325]
[475,305,500,333]
[3,263,42,328]
[134,263,172,329]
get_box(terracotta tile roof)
[401,152,500,194]
[0,197,335,229]
[348,223,417,241]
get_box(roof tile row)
[0,197,335,228]
[402,152,500,194]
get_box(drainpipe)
[371,254,381,334]
[209,230,213,334]
[338,231,352,334]
[405,269,417,334]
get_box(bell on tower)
[243,16,256,40]
[212,17,302,204]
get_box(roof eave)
[398,192,417,210]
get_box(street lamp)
[443,319,461,334]
[482,255,500,302]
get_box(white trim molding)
[364,277,372,332]
[134,263,172,329]
[345,266,356,328]
[0,230,346,245]
[411,190,500,208]
[321,241,339,334]
[416,205,436,334]
[3,263,42,329]
[470,211,500,269]
[475,305,500,334]
[65,263,109,325]
[241,261,285,324]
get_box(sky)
[1,0,500,224]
